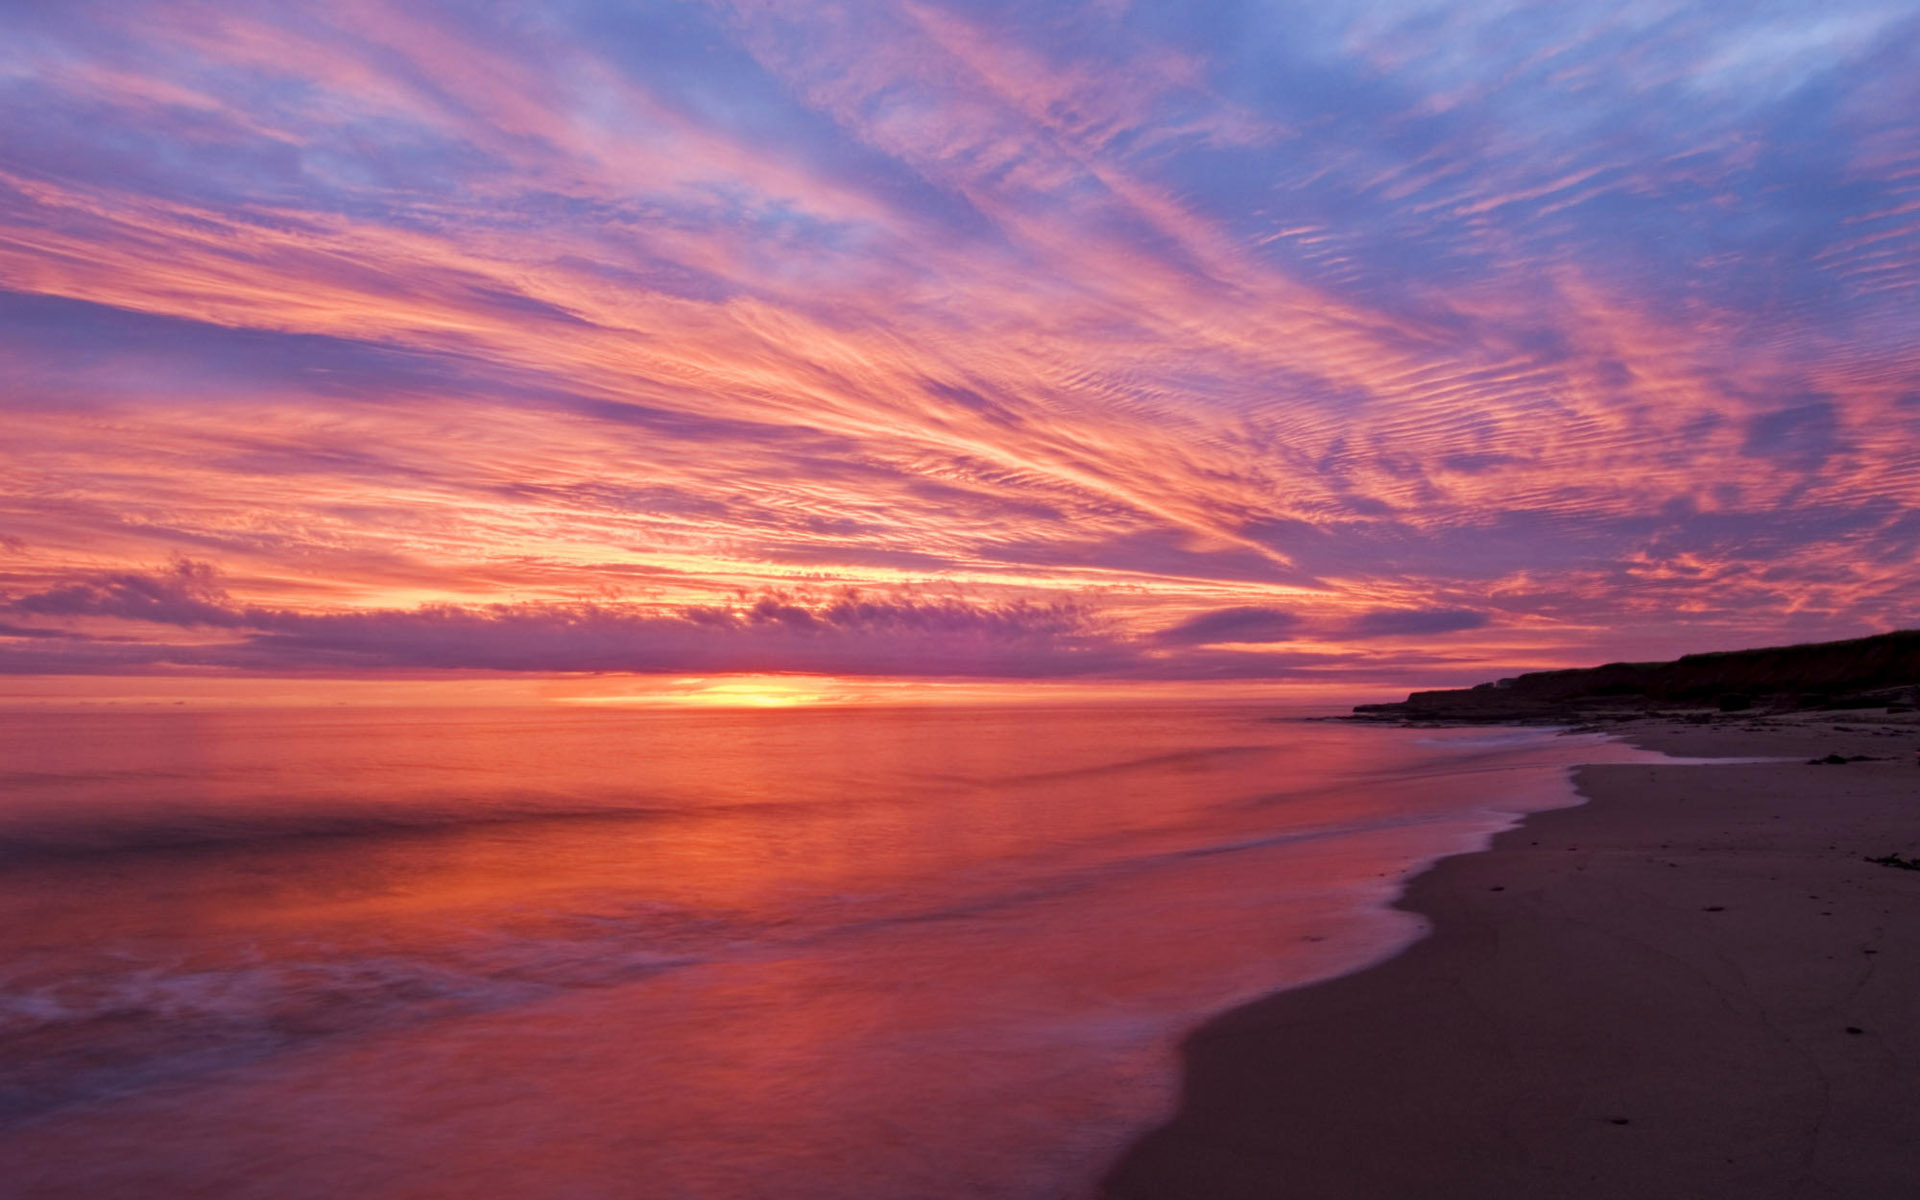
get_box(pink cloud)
[0,0,1915,688]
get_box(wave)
[0,721,1609,1134]
[796,804,1488,948]
[0,767,222,788]
[0,742,1289,865]
[943,743,1274,788]
[0,794,822,865]
[0,794,1496,1127]
[0,915,712,1127]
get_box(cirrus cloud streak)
[0,0,1916,687]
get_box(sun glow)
[557,676,844,708]
[680,680,825,707]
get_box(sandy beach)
[1104,712,1920,1199]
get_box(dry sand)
[1103,713,1920,1199]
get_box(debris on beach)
[1864,853,1920,871]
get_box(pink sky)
[2,1,1917,702]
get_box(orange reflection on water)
[0,705,1672,1197]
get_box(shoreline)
[1102,712,1920,1198]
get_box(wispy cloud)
[0,0,1915,687]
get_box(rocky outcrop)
[1353,630,1920,722]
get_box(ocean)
[0,704,1671,1198]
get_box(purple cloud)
[1344,608,1491,639]
[1741,400,1844,469]
[5,563,1133,679]
[10,558,246,627]
[1154,606,1300,645]
[0,621,71,639]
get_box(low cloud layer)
[1,563,1504,683]
[2,564,1127,678]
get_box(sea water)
[0,704,1668,1198]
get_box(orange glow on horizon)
[0,672,1403,712]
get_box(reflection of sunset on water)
[0,705,1675,1196]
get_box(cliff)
[1353,630,1920,722]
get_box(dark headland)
[1105,631,1920,1198]
[1352,629,1920,723]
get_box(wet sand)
[1104,714,1920,1199]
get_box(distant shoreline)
[1102,710,1920,1198]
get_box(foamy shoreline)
[1105,712,1920,1198]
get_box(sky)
[2,0,1917,703]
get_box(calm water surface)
[0,704,1669,1198]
